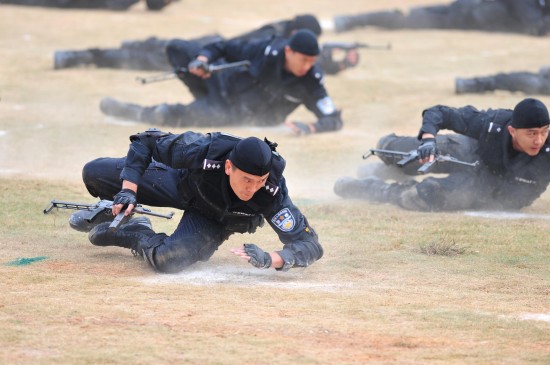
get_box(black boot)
[99,97,145,121]
[69,209,115,233]
[54,50,94,69]
[455,77,495,94]
[334,176,407,204]
[333,10,403,32]
[105,0,139,10]
[146,0,171,10]
[139,103,185,126]
[88,217,155,252]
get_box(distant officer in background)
[100,29,344,136]
[333,0,550,36]
[334,98,550,212]
[0,0,172,11]
[53,14,360,76]
[455,66,550,95]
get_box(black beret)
[288,29,320,56]
[229,137,273,176]
[292,14,322,36]
[511,98,550,129]
[146,0,167,10]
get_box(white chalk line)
[140,263,350,291]
[464,211,550,220]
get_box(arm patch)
[271,208,295,232]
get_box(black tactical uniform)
[100,34,343,133]
[335,102,550,211]
[81,130,323,273]
[53,14,355,75]
[0,0,168,10]
[333,0,550,36]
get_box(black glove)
[113,188,137,208]
[287,121,313,136]
[417,137,437,160]
[243,243,272,269]
[188,59,209,72]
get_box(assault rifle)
[363,148,479,174]
[136,60,251,85]
[43,199,175,230]
[322,41,392,52]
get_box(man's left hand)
[285,120,315,136]
[231,244,272,269]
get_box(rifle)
[43,199,175,230]
[136,60,252,85]
[322,41,392,51]
[363,148,479,174]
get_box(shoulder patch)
[203,159,223,171]
[271,208,295,232]
[316,96,336,115]
[264,182,280,196]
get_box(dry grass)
[419,237,470,256]
[1,1,550,364]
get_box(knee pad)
[398,185,431,211]
[165,40,197,69]
[415,178,446,211]
[140,233,201,274]
[376,133,398,149]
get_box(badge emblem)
[271,208,295,232]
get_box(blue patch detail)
[271,208,295,232]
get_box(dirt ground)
[1,1,550,364]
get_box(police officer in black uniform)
[333,0,550,36]
[71,129,323,273]
[334,98,550,211]
[53,14,320,70]
[53,14,358,76]
[455,66,550,95]
[100,29,343,136]
[0,0,171,10]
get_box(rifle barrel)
[137,60,251,85]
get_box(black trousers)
[82,157,231,273]
[371,134,505,211]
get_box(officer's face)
[508,125,550,156]
[284,46,317,77]
[225,160,270,201]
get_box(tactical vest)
[476,109,513,176]
[186,133,285,234]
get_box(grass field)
[1,1,549,364]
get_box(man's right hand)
[417,136,437,163]
[188,56,210,78]
[112,188,137,217]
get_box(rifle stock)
[364,148,479,174]
[44,199,175,230]
[136,60,251,85]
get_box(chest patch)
[264,182,280,196]
[271,208,295,232]
[203,159,223,170]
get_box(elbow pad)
[129,128,171,151]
